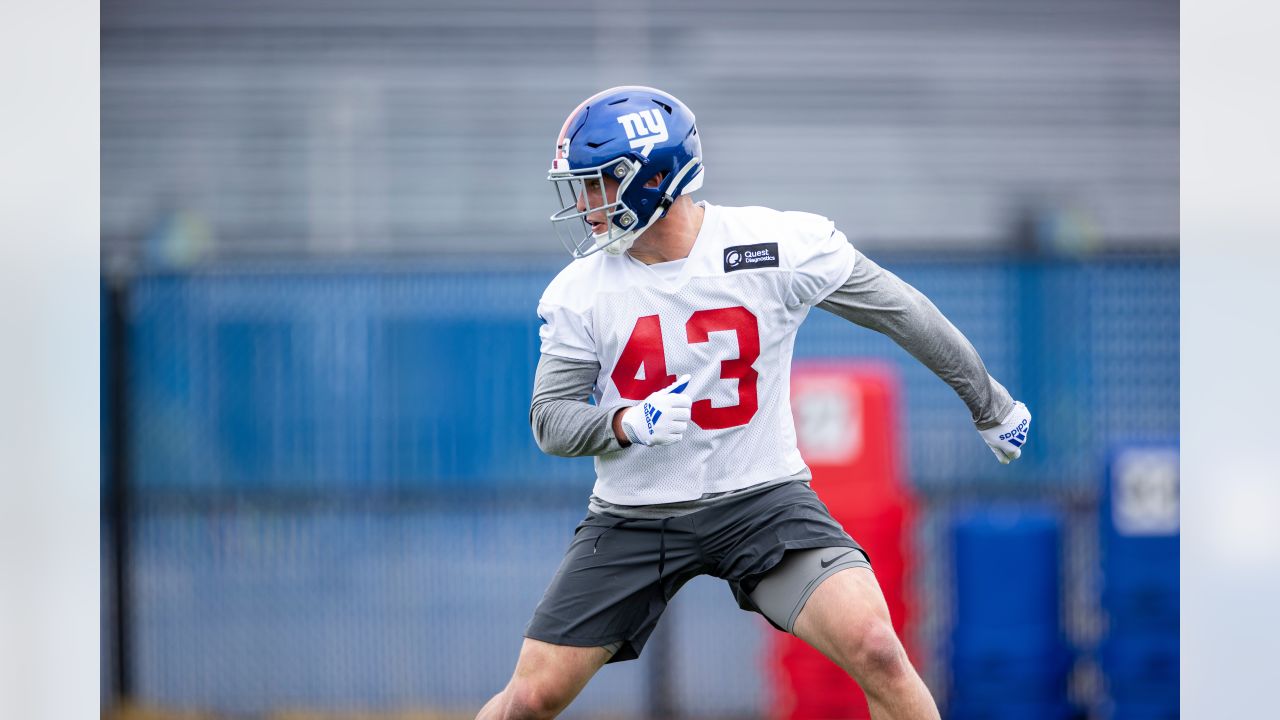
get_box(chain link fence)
[102,256,1176,717]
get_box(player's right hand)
[618,374,693,447]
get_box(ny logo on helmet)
[616,109,668,157]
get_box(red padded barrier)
[769,363,919,720]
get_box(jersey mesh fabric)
[537,203,857,505]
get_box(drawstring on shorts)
[591,516,673,587]
[657,516,669,583]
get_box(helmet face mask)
[548,158,646,258]
[548,86,704,259]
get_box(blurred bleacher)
[102,0,1177,265]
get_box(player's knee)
[504,679,569,720]
[844,619,908,686]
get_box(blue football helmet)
[548,86,704,258]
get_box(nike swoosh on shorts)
[820,550,854,568]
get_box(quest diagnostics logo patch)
[723,243,780,273]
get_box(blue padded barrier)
[948,508,1070,710]
[951,508,1063,633]
[1099,446,1179,711]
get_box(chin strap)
[601,236,632,255]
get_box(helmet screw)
[613,164,628,179]
[620,212,635,226]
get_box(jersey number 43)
[610,306,759,430]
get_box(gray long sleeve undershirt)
[528,250,1014,460]
[528,353,625,457]
[814,251,1014,429]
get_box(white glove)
[618,374,693,447]
[979,401,1031,465]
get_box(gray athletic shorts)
[524,480,870,663]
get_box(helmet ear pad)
[611,156,668,233]
[612,132,703,234]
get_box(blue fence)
[105,256,1178,716]
[124,257,1177,495]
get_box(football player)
[477,86,1032,720]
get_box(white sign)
[1112,447,1180,536]
[794,380,862,465]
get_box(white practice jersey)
[537,202,858,505]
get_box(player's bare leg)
[792,566,941,720]
[476,638,613,720]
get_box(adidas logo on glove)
[643,402,662,435]
[619,374,693,447]
[999,418,1029,447]
[979,401,1032,464]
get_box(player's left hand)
[978,401,1031,464]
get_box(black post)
[107,280,133,702]
[646,600,677,719]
